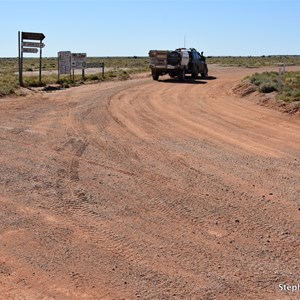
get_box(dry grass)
[1,55,300,97]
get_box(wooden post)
[57,54,60,81]
[18,31,23,87]
[278,67,282,94]
[18,31,21,85]
[39,39,42,84]
[69,54,72,82]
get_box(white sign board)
[71,53,87,69]
[58,51,71,75]
[22,47,38,53]
[23,42,45,48]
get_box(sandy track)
[0,66,300,299]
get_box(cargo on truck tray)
[149,48,208,81]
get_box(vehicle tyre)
[152,70,159,80]
[201,65,208,78]
[191,65,198,78]
[178,68,186,81]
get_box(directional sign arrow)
[23,42,45,48]
[22,32,45,41]
[22,47,39,53]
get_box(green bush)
[86,73,105,81]
[247,71,300,102]
[250,72,278,86]
[119,70,130,80]
[207,55,300,68]
[259,82,278,93]
[106,70,117,79]
[279,86,300,102]
[0,73,18,96]
[89,74,99,81]
[248,72,278,93]
[24,78,46,87]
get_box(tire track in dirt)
[38,82,226,298]
[92,72,300,299]
[1,67,300,299]
[64,72,300,298]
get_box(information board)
[71,53,87,69]
[58,51,71,75]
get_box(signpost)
[71,53,87,80]
[71,53,87,69]
[22,48,39,53]
[23,42,45,48]
[18,31,46,86]
[22,32,45,41]
[86,62,105,78]
[58,53,105,82]
[58,51,72,79]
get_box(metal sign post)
[18,31,45,86]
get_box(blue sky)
[1,0,300,57]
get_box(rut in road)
[0,67,300,299]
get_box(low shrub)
[246,71,300,102]
[250,72,278,86]
[89,74,99,81]
[25,79,46,87]
[259,82,278,93]
[0,73,18,96]
[119,70,130,80]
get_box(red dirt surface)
[1,66,300,300]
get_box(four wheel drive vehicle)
[149,48,208,81]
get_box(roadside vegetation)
[240,71,300,103]
[207,55,300,68]
[1,55,300,97]
[0,56,149,97]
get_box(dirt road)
[1,66,300,300]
